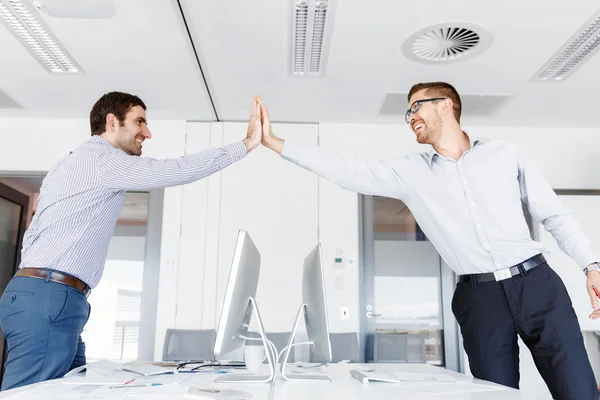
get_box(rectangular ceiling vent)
[0,0,83,74]
[532,11,600,82]
[291,0,335,77]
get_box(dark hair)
[90,92,147,136]
[407,82,462,122]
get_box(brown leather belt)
[16,267,91,297]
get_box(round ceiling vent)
[402,23,492,64]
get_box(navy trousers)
[0,276,90,391]
[452,262,599,399]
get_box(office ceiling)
[0,0,599,127]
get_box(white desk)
[0,363,524,399]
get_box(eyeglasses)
[405,97,446,123]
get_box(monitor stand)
[281,304,331,382]
[215,297,276,383]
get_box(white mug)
[244,344,267,374]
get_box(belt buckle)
[493,268,512,281]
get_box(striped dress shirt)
[19,135,247,288]
[281,135,596,276]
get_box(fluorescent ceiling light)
[0,0,83,73]
[291,0,335,77]
[532,11,600,82]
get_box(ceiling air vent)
[532,11,600,82]
[291,0,335,77]
[402,23,492,64]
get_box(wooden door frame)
[0,181,30,385]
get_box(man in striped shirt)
[0,92,262,391]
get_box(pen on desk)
[109,383,163,389]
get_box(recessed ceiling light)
[532,11,600,82]
[0,0,83,74]
[290,0,336,77]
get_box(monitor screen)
[213,230,261,356]
[302,243,332,362]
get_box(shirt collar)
[425,132,483,166]
[89,134,112,147]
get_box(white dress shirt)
[281,135,596,275]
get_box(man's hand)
[586,270,600,319]
[243,96,262,153]
[256,97,284,154]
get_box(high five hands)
[243,95,284,154]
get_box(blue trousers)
[452,263,599,399]
[0,276,90,391]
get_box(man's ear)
[105,113,118,133]
[441,98,454,117]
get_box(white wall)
[174,122,319,335]
[2,117,600,392]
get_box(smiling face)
[114,106,151,156]
[407,90,444,145]
[405,82,463,146]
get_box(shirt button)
[476,224,481,229]
[463,180,468,184]
[469,201,474,206]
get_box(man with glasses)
[256,83,600,399]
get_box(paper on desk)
[61,360,139,385]
[64,360,124,376]
[1,383,127,400]
[417,382,507,395]
[60,370,138,386]
[122,363,176,376]
[291,367,326,374]
[5,382,198,400]
[112,383,190,398]
[393,372,458,383]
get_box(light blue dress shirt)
[281,135,596,275]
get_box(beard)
[116,125,141,156]
[415,115,442,145]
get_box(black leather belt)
[458,254,546,284]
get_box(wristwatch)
[583,262,600,275]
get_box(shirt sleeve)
[280,141,412,199]
[96,141,247,191]
[516,143,597,269]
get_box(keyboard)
[350,369,400,384]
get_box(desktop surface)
[0,362,524,400]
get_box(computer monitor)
[281,243,332,381]
[212,230,275,383]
